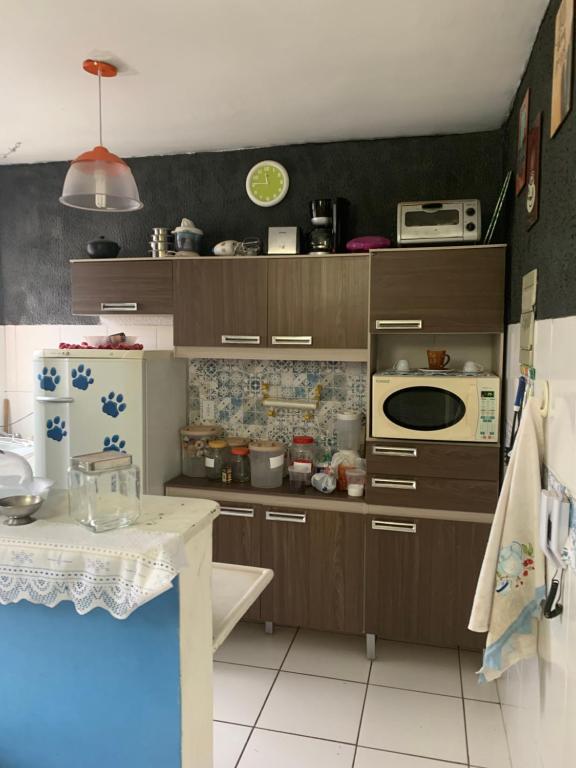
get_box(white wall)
[0,320,174,440]
[500,317,576,768]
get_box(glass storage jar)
[249,441,285,489]
[289,435,317,484]
[181,424,222,478]
[230,447,250,483]
[68,451,141,533]
[205,439,229,481]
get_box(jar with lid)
[68,451,141,533]
[289,435,317,483]
[230,447,250,483]
[249,441,285,489]
[181,424,222,478]
[227,436,249,451]
[205,439,229,481]
[335,412,363,453]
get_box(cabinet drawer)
[367,441,500,481]
[71,260,173,315]
[366,474,498,513]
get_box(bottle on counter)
[205,439,229,481]
[230,447,250,483]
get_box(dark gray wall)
[505,0,576,322]
[0,132,504,325]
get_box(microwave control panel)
[476,387,499,441]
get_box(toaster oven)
[397,200,481,245]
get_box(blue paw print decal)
[72,364,94,391]
[101,392,127,418]
[103,435,126,452]
[47,417,67,441]
[38,367,60,392]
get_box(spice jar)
[181,424,222,478]
[230,447,250,483]
[205,439,229,481]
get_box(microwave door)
[382,385,467,436]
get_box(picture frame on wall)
[526,112,542,229]
[551,0,574,137]
[516,89,530,195]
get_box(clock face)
[246,161,289,207]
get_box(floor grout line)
[233,625,301,768]
[355,744,471,766]
[458,647,472,767]
[352,658,372,767]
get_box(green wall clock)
[245,161,289,207]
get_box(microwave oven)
[397,199,481,245]
[371,373,500,442]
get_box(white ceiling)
[0,0,549,164]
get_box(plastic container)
[68,451,140,532]
[205,440,229,481]
[230,447,250,483]
[289,436,317,483]
[181,424,222,478]
[249,441,285,489]
[335,412,363,453]
[345,468,366,497]
[288,466,309,493]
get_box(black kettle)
[86,236,121,259]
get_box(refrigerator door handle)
[35,396,75,404]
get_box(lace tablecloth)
[0,519,188,619]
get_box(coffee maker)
[308,198,348,254]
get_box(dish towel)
[469,398,546,682]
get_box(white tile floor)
[214,623,511,768]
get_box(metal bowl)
[0,494,44,526]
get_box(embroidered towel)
[469,398,545,681]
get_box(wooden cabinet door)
[365,516,489,650]
[173,259,268,347]
[267,256,369,349]
[71,260,173,315]
[261,506,365,634]
[213,502,263,620]
[370,247,505,333]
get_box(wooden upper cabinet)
[173,259,268,347]
[267,255,369,349]
[370,246,506,333]
[71,260,173,315]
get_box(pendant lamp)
[60,59,143,212]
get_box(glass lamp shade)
[60,145,143,212]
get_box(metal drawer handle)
[372,446,418,458]
[100,302,138,312]
[372,520,417,534]
[266,510,307,524]
[220,506,255,518]
[35,396,74,404]
[271,336,312,346]
[371,477,417,490]
[375,319,422,330]
[221,335,261,345]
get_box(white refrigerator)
[33,349,187,494]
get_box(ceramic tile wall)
[0,321,174,440]
[499,316,576,768]
[188,359,367,451]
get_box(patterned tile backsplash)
[188,359,367,452]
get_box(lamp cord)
[98,69,103,146]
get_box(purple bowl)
[346,236,392,252]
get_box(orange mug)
[427,349,450,369]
